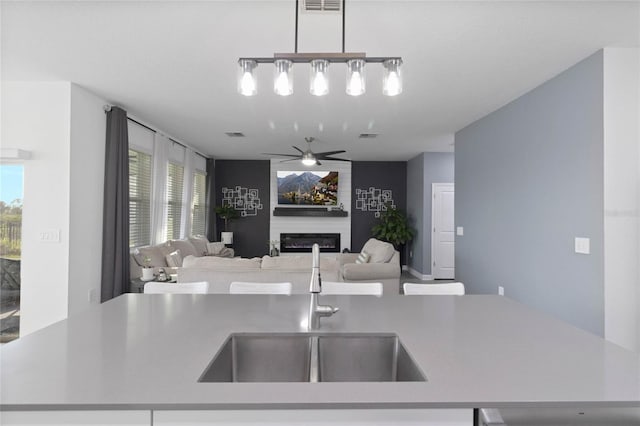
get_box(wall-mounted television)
[277,171,339,205]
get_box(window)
[165,162,184,240]
[128,149,152,248]
[191,170,207,236]
[0,164,23,343]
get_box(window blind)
[191,171,207,236]
[128,149,152,248]
[166,162,184,240]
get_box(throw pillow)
[165,249,183,267]
[189,235,210,256]
[207,242,226,256]
[361,238,395,263]
[134,246,167,268]
[167,239,199,258]
[355,251,370,264]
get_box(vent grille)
[225,132,245,138]
[303,0,341,12]
[358,133,378,139]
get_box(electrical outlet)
[498,286,504,296]
[409,250,413,258]
[88,289,98,303]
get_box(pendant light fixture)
[382,58,403,96]
[346,58,365,96]
[310,59,329,96]
[237,0,402,97]
[238,59,258,96]
[274,59,293,96]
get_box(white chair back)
[403,282,465,295]
[321,281,383,296]
[229,282,292,295]
[143,281,209,294]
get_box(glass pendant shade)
[310,59,329,96]
[237,59,258,96]
[382,58,403,96]
[274,59,293,96]
[346,59,366,96]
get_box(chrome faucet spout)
[308,243,338,330]
[309,243,321,293]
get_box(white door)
[431,183,455,279]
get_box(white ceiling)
[2,1,639,160]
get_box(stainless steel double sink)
[198,333,426,383]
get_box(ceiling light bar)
[237,0,402,97]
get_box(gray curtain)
[205,158,216,242]
[101,106,130,302]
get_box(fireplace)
[280,233,341,253]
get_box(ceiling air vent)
[303,0,341,12]
[225,132,245,138]
[359,133,378,139]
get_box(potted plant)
[140,255,155,281]
[371,203,415,249]
[215,204,239,245]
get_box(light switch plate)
[456,226,464,236]
[575,237,590,254]
[39,228,60,243]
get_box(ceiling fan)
[263,137,350,166]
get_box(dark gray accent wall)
[455,51,604,336]
[214,160,270,258]
[351,161,407,260]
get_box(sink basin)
[317,334,425,382]
[198,333,426,383]
[198,334,312,382]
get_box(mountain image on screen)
[277,171,339,205]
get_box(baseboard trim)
[407,267,433,281]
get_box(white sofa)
[178,255,341,294]
[177,238,402,295]
[129,236,233,280]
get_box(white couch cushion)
[361,238,395,263]
[189,236,210,256]
[261,255,338,271]
[133,245,169,268]
[167,239,199,258]
[182,255,262,270]
[165,249,183,267]
[207,242,226,255]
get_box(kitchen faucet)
[308,243,339,330]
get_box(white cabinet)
[0,410,150,426]
[154,409,473,425]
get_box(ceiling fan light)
[274,59,293,96]
[346,59,366,96]
[238,59,257,96]
[302,151,317,166]
[382,58,403,96]
[310,59,329,96]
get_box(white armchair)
[338,239,401,295]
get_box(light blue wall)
[455,51,605,336]
[407,154,425,272]
[407,152,454,276]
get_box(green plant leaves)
[371,203,414,248]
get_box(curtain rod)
[104,105,209,160]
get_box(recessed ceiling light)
[358,133,378,139]
[225,132,245,137]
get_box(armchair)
[338,243,401,295]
